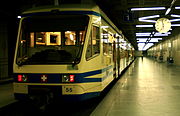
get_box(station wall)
[148,28,180,66]
[0,22,8,80]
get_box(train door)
[113,40,118,78]
[102,30,111,67]
[116,36,120,76]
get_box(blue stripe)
[14,65,113,83]
[22,11,100,17]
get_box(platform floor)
[0,83,16,108]
[91,57,180,116]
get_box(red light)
[18,75,23,82]
[69,75,75,82]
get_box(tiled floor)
[91,57,180,116]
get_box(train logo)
[41,75,47,82]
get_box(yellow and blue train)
[13,4,134,102]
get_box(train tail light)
[17,74,28,82]
[69,75,75,82]
[62,74,75,83]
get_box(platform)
[91,57,180,116]
[0,83,16,108]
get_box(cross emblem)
[41,75,47,82]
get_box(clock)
[155,18,171,33]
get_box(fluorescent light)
[136,32,151,34]
[136,33,151,37]
[137,39,147,42]
[136,38,148,39]
[137,38,159,43]
[138,43,145,47]
[138,43,154,51]
[139,15,160,19]
[136,32,171,37]
[139,15,160,23]
[175,6,180,9]
[170,19,180,22]
[143,43,154,50]
[171,14,180,17]
[172,24,180,26]
[151,38,162,40]
[165,8,171,15]
[139,20,156,23]
[138,43,146,51]
[137,38,162,40]
[131,7,166,11]
[149,39,159,42]
[136,25,153,27]
[154,32,171,36]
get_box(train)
[13,4,135,103]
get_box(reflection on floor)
[91,57,180,116]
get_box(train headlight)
[17,74,28,82]
[62,75,75,83]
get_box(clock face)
[155,18,171,33]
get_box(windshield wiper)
[72,57,80,67]
[72,46,82,67]
[17,57,29,66]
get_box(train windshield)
[16,15,89,65]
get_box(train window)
[65,31,76,45]
[102,30,114,55]
[92,26,100,54]
[30,32,61,46]
[86,35,92,59]
[86,26,100,60]
[102,30,108,55]
[16,15,89,65]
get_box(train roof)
[22,4,100,15]
[21,4,125,41]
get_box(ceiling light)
[139,15,160,23]
[142,43,154,50]
[149,39,159,42]
[165,8,171,15]
[137,39,147,42]
[170,19,180,22]
[136,25,153,27]
[154,32,171,36]
[175,6,180,9]
[139,20,156,23]
[137,38,162,40]
[171,14,180,17]
[139,15,160,20]
[131,7,166,11]
[136,33,151,37]
[151,38,162,40]
[137,38,159,43]
[172,24,180,26]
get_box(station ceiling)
[96,0,180,50]
[1,0,180,50]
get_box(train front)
[13,12,90,102]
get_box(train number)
[63,86,74,94]
[66,87,73,92]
